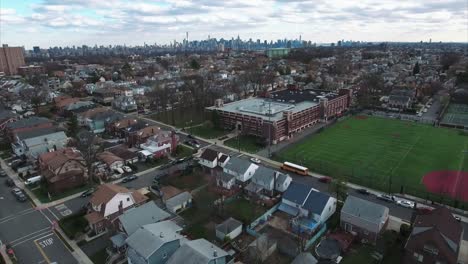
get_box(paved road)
[0,179,77,264]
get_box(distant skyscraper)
[0,44,25,75]
[33,46,40,54]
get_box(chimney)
[160,232,164,238]
[118,200,124,214]
[213,250,217,257]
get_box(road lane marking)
[39,209,53,224]
[9,227,51,244]
[0,209,36,224]
[34,239,51,264]
[11,230,53,247]
[0,207,34,221]
[46,208,60,221]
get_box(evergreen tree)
[67,115,79,139]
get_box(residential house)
[93,88,115,105]
[85,184,148,234]
[341,196,389,244]
[167,239,231,264]
[78,108,123,134]
[127,125,166,148]
[5,117,53,141]
[117,201,171,236]
[53,96,81,115]
[217,153,230,167]
[113,95,137,112]
[107,118,140,136]
[126,221,185,264]
[12,130,68,159]
[107,145,139,164]
[247,234,277,262]
[38,148,87,194]
[404,207,463,264]
[139,130,179,158]
[388,89,416,110]
[96,151,124,171]
[198,148,219,169]
[215,217,243,241]
[249,166,292,196]
[216,172,236,190]
[223,156,259,183]
[0,110,18,131]
[279,182,336,232]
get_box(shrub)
[399,224,411,238]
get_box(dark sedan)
[122,175,137,183]
[356,188,370,195]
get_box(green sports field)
[277,116,468,196]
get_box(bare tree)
[73,131,103,186]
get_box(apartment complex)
[0,44,26,75]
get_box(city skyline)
[1,0,467,49]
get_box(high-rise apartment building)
[0,44,26,75]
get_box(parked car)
[122,166,132,173]
[4,178,14,187]
[114,167,124,174]
[81,188,95,197]
[356,188,370,195]
[0,170,6,177]
[318,176,332,183]
[11,188,23,196]
[454,215,461,222]
[377,194,395,203]
[15,193,27,202]
[250,157,261,164]
[122,175,137,183]
[397,200,415,208]
[150,184,159,192]
[187,134,195,139]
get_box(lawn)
[161,168,208,191]
[59,212,88,240]
[224,135,265,153]
[277,116,468,198]
[173,145,195,159]
[224,198,267,224]
[149,106,208,128]
[30,184,90,203]
[189,123,228,139]
[179,190,219,240]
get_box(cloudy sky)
[1,0,467,49]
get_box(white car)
[122,166,132,173]
[114,167,124,174]
[397,200,415,208]
[250,157,261,164]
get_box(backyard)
[223,198,268,224]
[224,135,265,153]
[160,167,208,191]
[277,116,468,200]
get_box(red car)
[318,176,332,183]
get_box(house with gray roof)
[340,196,389,244]
[222,156,258,183]
[12,130,68,159]
[250,166,292,196]
[117,201,171,236]
[126,221,186,264]
[167,239,231,264]
[216,172,236,190]
[165,191,192,213]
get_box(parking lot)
[0,176,77,264]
